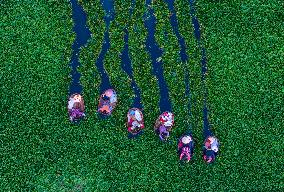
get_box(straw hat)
[73,94,82,102]
[182,136,192,144]
[104,89,113,97]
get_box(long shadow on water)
[188,0,213,137]
[164,0,193,130]
[69,0,91,95]
[144,1,172,113]
[120,0,143,109]
[95,0,115,94]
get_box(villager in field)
[127,108,144,138]
[67,93,86,123]
[98,89,117,117]
[154,111,174,141]
[203,135,219,164]
[178,132,194,162]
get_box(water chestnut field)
[1,0,283,191]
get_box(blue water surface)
[96,0,115,93]
[120,0,142,109]
[144,2,172,113]
[121,30,143,109]
[69,0,91,95]
[100,0,115,27]
[165,0,188,62]
[188,0,212,137]
[164,0,193,130]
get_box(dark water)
[96,0,115,93]
[121,30,142,109]
[69,0,91,95]
[189,0,201,42]
[188,0,212,137]
[165,0,188,62]
[144,1,172,113]
[100,0,115,27]
[165,0,193,130]
[120,0,142,109]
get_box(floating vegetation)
[2,0,283,191]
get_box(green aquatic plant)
[1,0,283,191]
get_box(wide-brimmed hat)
[73,94,82,101]
[104,89,114,97]
[181,136,192,144]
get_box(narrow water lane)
[121,30,142,109]
[165,0,188,62]
[144,1,172,113]
[188,0,212,135]
[120,0,142,109]
[164,0,193,123]
[95,0,115,93]
[69,0,91,95]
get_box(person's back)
[203,136,219,163]
[98,89,117,116]
[154,111,174,141]
[127,108,144,138]
[178,134,194,162]
[68,94,85,123]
